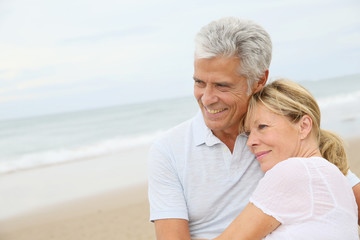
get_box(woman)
[211,79,358,239]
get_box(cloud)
[0,44,60,71]
[15,78,62,90]
[338,32,360,47]
[60,26,158,45]
[0,0,359,119]
[0,76,65,99]
[0,79,107,103]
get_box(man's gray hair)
[194,17,272,94]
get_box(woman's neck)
[298,135,322,158]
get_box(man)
[148,17,270,240]
[148,17,360,240]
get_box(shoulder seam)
[300,160,314,219]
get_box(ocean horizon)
[1,74,360,174]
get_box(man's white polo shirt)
[148,111,264,239]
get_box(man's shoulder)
[153,115,198,145]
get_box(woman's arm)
[212,202,280,240]
[195,182,358,240]
[193,203,280,240]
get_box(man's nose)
[201,86,218,106]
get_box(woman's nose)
[246,131,258,148]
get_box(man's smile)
[205,107,227,114]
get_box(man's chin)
[203,119,225,132]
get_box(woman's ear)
[299,115,312,140]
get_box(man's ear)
[299,115,313,140]
[253,69,269,93]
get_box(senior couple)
[148,17,360,239]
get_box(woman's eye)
[244,131,250,136]
[258,124,267,130]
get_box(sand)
[0,144,155,240]
[347,137,360,177]
[0,184,154,240]
[0,137,359,240]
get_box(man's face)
[193,56,255,137]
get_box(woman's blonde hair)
[243,79,349,175]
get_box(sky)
[0,0,359,120]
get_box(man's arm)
[346,170,360,225]
[352,183,360,225]
[148,140,191,239]
[155,219,191,240]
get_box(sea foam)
[0,131,162,174]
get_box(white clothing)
[347,169,360,187]
[148,112,264,239]
[148,112,360,239]
[250,157,359,240]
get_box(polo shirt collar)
[193,111,222,147]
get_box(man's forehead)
[194,57,243,74]
[193,70,246,85]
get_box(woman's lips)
[255,150,271,160]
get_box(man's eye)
[194,80,205,86]
[216,83,228,88]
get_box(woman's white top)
[249,157,358,240]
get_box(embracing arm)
[202,160,311,240]
[155,219,191,240]
[193,203,280,240]
[212,203,280,240]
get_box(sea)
[1,74,359,174]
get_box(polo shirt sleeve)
[249,159,312,224]
[346,169,360,187]
[148,140,188,222]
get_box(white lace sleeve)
[249,159,312,224]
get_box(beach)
[0,144,155,240]
[0,137,359,240]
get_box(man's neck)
[213,130,239,153]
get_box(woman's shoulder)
[267,156,332,177]
[251,157,314,224]
[255,157,315,196]
[265,157,310,180]
[259,157,335,192]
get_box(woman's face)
[246,103,302,172]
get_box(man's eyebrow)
[217,81,230,85]
[193,77,234,87]
[193,77,203,81]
